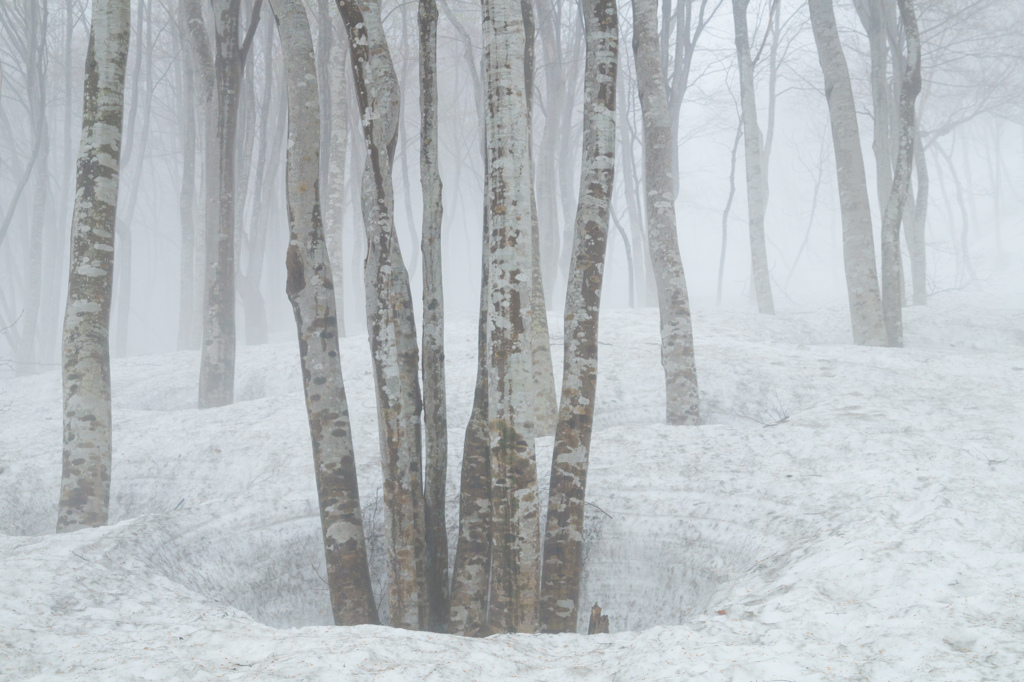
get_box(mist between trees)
[1,0,1022,634]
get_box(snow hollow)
[2,292,1023,680]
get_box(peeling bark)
[540,0,616,634]
[57,0,131,533]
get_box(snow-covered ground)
[2,290,1023,680]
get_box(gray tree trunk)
[879,0,921,347]
[57,0,131,533]
[732,0,774,314]
[540,0,617,634]
[177,0,198,352]
[909,128,928,305]
[268,0,379,626]
[336,0,427,631]
[631,0,700,425]
[418,0,450,634]
[807,0,887,347]
[482,0,541,634]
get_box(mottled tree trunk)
[731,0,774,315]
[448,245,492,636]
[540,0,616,634]
[482,0,542,635]
[879,0,921,347]
[854,0,893,219]
[418,0,450,634]
[57,0,131,533]
[631,0,700,425]
[336,0,427,631]
[807,0,887,346]
[267,0,379,626]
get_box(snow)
[2,291,1023,680]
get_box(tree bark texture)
[909,128,928,305]
[731,0,774,315]
[631,0,700,425]
[336,0,427,630]
[807,0,887,347]
[540,0,617,634]
[264,0,378,625]
[418,0,450,634]
[482,0,541,634]
[57,0,131,533]
[177,0,198,352]
[880,0,921,347]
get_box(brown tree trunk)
[540,0,617,634]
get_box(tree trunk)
[336,0,427,630]
[199,0,249,408]
[717,119,743,306]
[732,0,774,314]
[540,0,616,633]
[631,0,700,425]
[418,0,450,634]
[57,0,131,533]
[267,0,379,626]
[807,0,887,347]
[482,0,541,634]
[879,0,920,347]
[909,127,928,305]
[177,0,198,352]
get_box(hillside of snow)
[2,291,1023,680]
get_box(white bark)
[57,0,131,533]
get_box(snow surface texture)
[2,291,1023,680]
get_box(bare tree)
[879,0,921,346]
[732,0,775,314]
[482,0,541,634]
[418,0,450,633]
[335,0,427,630]
[540,0,617,634]
[632,0,701,425]
[266,0,378,626]
[807,0,886,346]
[56,0,131,532]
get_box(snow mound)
[2,293,1023,679]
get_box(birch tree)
[418,0,450,633]
[631,0,700,425]
[540,0,617,634]
[56,0,131,532]
[335,0,427,630]
[879,0,921,347]
[266,0,378,625]
[482,0,541,634]
[731,0,774,314]
[807,0,886,346]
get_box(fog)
[2,0,1021,366]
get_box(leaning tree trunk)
[631,0,700,425]
[482,0,541,634]
[879,0,921,347]
[418,0,450,634]
[57,0,131,533]
[807,0,887,347]
[540,0,617,634]
[336,0,427,631]
[732,0,774,315]
[268,0,379,626]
